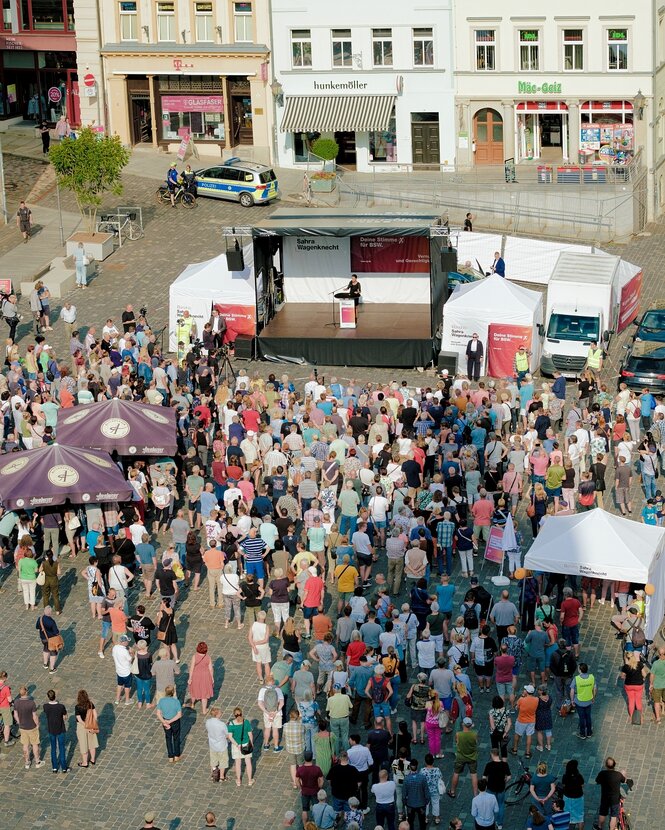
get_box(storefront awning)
[516,101,568,112]
[281,95,396,133]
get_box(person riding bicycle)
[166,162,179,207]
[181,165,197,198]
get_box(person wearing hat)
[449,717,478,800]
[511,685,538,758]
[513,344,532,389]
[111,633,134,706]
[166,161,179,206]
[140,811,161,830]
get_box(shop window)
[519,30,539,71]
[475,30,495,71]
[563,29,584,71]
[161,95,224,141]
[291,29,312,68]
[194,2,213,42]
[119,1,138,41]
[370,109,397,163]
[293,131,320,162]
[372,28,393,67]
[608,28,628,71]
[156,1,175,41]
[332,28,352,68]
[233,2,252,43]
[413,27,433,67]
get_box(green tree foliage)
[311,137,339,162]
[49,128,130,233]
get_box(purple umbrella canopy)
[0,443,132,509]
[55,399,177,456]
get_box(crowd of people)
[0,302,663,830]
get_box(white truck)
[540,251,621,377]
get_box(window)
[372,28,393,67]
[519,29,539,71]
[156,1,174,41]
[119,1,137,41]
[21,0,67,30]
[233,2,252,42]
[291,29,312,68]
[475,29,496,70]
[413,27,433,66]
[194,2,212,42]
[608,28,628,71]
[2,0,10,29]
[332,28,352,67]
[563,29,584,71]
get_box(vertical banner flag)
[618,270,643,332]
[487,324,533,378]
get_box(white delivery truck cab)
[540,252,621,377]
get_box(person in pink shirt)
[529,447,550,484]
[302,566,325,638]
[471,490,494,549]
[237,472,255,507]
[494,642,516,706]
[241,406,261,433]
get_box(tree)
[49,127,131,234]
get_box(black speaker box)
[234,334,254,360]
[437,351,458,374]
[226,249,245,271]
[441,250,457,272]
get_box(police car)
[194,158,279,207]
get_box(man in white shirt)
[371,768,397,829]
[59,301,77,340]
[205,705,229,779]
[111,635,134,705]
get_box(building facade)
[90,0,272,159]
[271,0,455,172]
[453,3,653,185]
[0,0,78,124]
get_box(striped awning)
[281,94,396,133]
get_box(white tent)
[441,273,543,377]
[524,510,665,640]
[168,245,256,351]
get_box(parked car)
[619,336,665,393]
[194,158,279,207]
[631,308,665,341]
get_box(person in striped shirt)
[240,527,268,586]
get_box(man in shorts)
[560,587,583,657]
[0,670,16,747]
[205,705,229,781]
[13,686,44,769]
[365,665,393,734]
[258,674,284,753]
[296,751,324,826]
[511,684,538,758]
[595,756,627,830]
[650,647,665,724]
[352,522,374,588]
[448,717,478,798]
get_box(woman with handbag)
[37,606,63,674]
[63,509,81,559]
[155,598,179,662]
[39,550,61,614]
[81,556,105,619]
[424,691,444,758]
[228,706,254,787]
[75,689,98,767]
[18,547,38,610]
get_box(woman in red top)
[345,630,367,666]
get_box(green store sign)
[518,80,562,94]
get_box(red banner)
[487,323,533,378]
[618,270,642,332]
[484,526,504,564]
[350,236,430,273]
[213,303,256,341]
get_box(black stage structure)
[251,208,450,368]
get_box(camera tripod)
[218,347,236,385]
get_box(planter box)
[66,231,114,262]
[310,178,335,193]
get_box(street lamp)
[634,89,646,120]
[270,79,284,107]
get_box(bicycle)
[156,182,196,208]
[504,757,533,805]
[97,211,144,241]
[0,705,20,741]
[617,779,634,830]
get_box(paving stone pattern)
[0,155,664,828]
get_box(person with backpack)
[365,665,393,735]
[460,595,481,640]
[257,674,285,753]
[549,639,577,709]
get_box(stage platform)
[257,303,434,367]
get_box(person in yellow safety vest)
[570,662,596,739]
[587,341,603,376]
[176,310,196,347]
[513,344,532,389]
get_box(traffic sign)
[83,73,96,87]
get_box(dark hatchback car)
[619,309,665,393]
